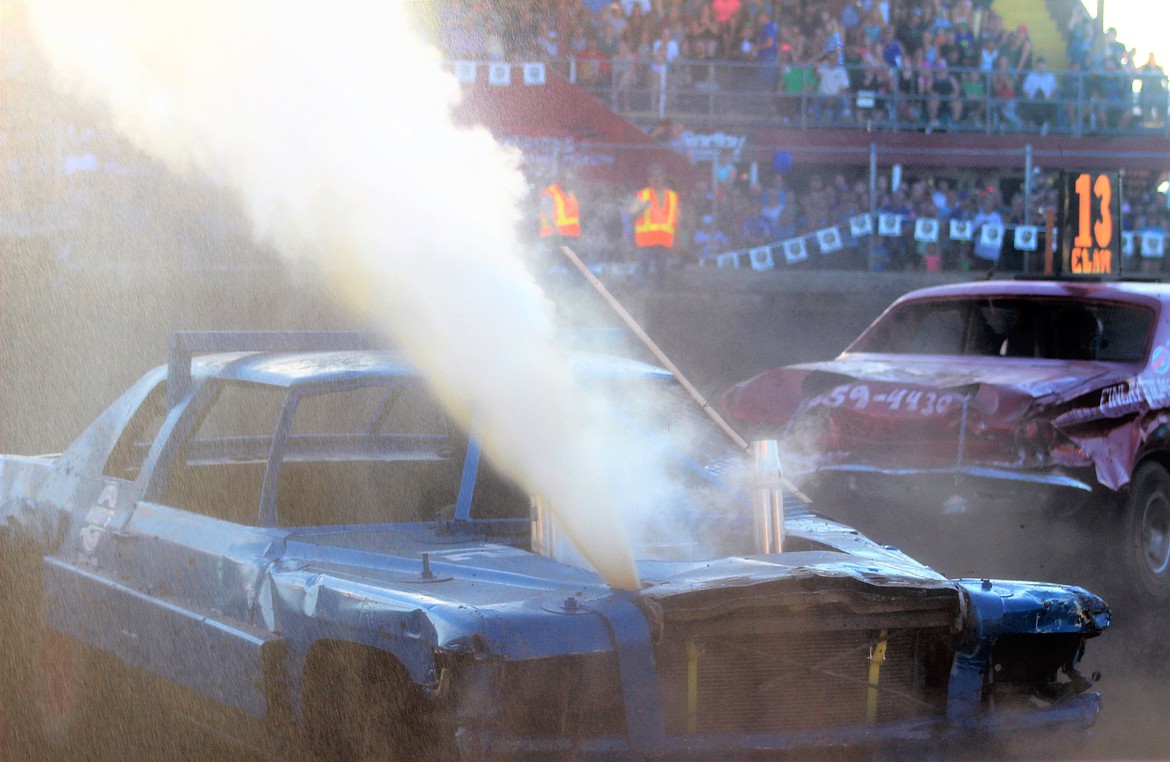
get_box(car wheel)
[304,647,453,762]
[1121,463,1170,603]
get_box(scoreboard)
[1057,170,1122,278]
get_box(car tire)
[304,647,453,762]
[1121,462,1170,604]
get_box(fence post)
[868,142,878,271]
[1024,143,1033,225]
[658,65,667,119]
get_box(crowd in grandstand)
[434,0,1166,136]
[428,0,1170,272]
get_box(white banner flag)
[783,238,808,263]
[749,246,774,271]
[914,217,939,243]
[1142,233,1165,258]
[949,219,974,241]
[1013,225,1039,251]
[522,62,546,85]
[878,213,902,236]
[453,61,477,84]
[716,252,741,268]
[1122,231,1136,256]
[488,63,512,86]
[816,227,843,253]
[980,224,1004,249]
[849,214,872,236]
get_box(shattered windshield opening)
[850,297,1154,362]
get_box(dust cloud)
[16,0,727,589]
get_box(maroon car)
[723,279,1170,603]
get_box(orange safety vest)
[634,187,678,248]
[539,184,581,238]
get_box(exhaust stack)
[752,439,784,554]
[531,495,557,559]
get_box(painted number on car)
[810,384,959,415]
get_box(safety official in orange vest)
[538,170,581,280]
[630,163,678,289]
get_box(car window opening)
[853,298,1153,362]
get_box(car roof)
[190,349,673,389]
[892,279,1170,309]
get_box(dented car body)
[0,332,1109,759]
[723,279,1170,601]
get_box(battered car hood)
[281,511,951,608]
[723,352,1126,429]
[801,353,1119,394]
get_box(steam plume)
[22,0,658,587]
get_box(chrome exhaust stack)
[752,439,784,554]
[531,495,558,559]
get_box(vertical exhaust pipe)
[752,439,784,554]
[531,495,557,559]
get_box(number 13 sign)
[1058,170,1121,278]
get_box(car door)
[52,377,291,720]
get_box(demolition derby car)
[0,332,1108,759]
[723,278,1170,603]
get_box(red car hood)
[723,353,1146,491]
[724,353,1125,428]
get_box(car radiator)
[655,621,954,734]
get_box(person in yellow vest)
[629,163,678,289]
[538,170,581,279]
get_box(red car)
[723,279,1170,603]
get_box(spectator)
[1092,27,1127,68]
[712,0,741,26]
[1089,57,1133,131]
[1067,17,1095,68]
[893,49,929,124]
[1138,53,1167,125]
[1008,25,1033,70]
[778,47,818,122]
[813,53,852,123]
[923,241,942,272]
[879,188,915,270]
[821,15,845,65]
[978,35,998,72]
[926,59,962,132]
[961,69,986,127]
[971,192,1004,264]
[1020,56,1057,134]
[863,7,886,46]
[610,38,639,111]
[855,45,891,123]
[842,0,863,34]
[601,2,628,40]
[759,173,789,228]
[713,148,737,205]
[577,35,609,87]
[693,214,729,259]
[1059,60,1088,133]
[620,0,651,17]
[688,3,723,59]
[881,25,905,69]
[740,208,775,244]
[991,55,1022,130]
[954,22,977,66]
[756,11,780,87]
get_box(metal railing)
[525,57,1170,138]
